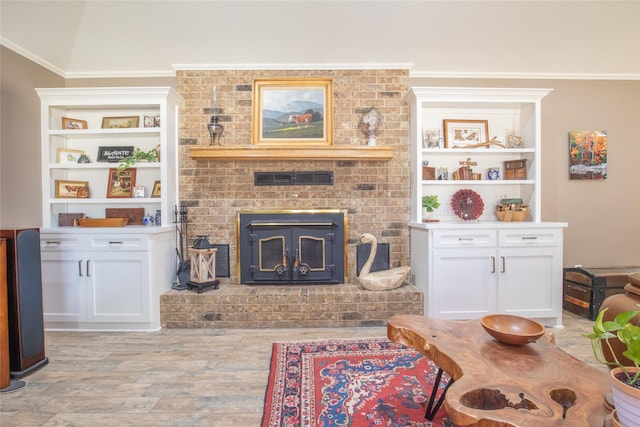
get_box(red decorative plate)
[451,189,484,221]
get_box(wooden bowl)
[480,314,545,346]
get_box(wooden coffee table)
[387,314,610,427]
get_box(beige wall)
[0,46,62,228]
[2,46,639,270]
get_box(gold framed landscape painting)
[252,78,333,146]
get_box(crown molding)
[173,63,414,71]
[64,70,177,79]
[410,71,640,81]
[1,38,66,77]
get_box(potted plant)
[117,147,159,170]
[587,307,640,426]
[421,195,440,222]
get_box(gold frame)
[61,117,88,129]
[101,116,139,129]
[106,168,136,198]
[443,119,489,148]
[55,180,89,198]
[151,180,161,198]
[56,148,85,163]
[252,78,333,146]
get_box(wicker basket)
[496,205,530,222]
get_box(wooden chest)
[563,266,640,320]
[503,159,527,180]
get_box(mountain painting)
[252,79,333,145]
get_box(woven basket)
[496,205,530,222]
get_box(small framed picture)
[101,116,139,129]
[107,168,136,198]
[144,114,156,128]
[443,119,489,148]
[55,180,89,198]
[61,117,88,130]
[151,181,161,198]
[57,148,85,164]
[133,185,145,198]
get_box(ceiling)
[1,0,639,79]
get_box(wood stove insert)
[238,210,346,285]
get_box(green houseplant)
[587,307,640,385]
[117,147,159,170]
[587,306,640,426]
[421,195,440,213]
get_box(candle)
[212,85,217,110]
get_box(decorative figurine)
[358,108,382,146]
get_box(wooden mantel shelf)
[188,145,394,161]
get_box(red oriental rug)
[262,337,453,427]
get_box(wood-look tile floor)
[0,311,605,427]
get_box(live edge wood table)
[387,314,611,427]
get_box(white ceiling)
[1,0,639,79]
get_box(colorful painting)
[569,130,607,180]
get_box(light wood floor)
[0,311,605,427]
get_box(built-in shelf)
[188,145,394,161]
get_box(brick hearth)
[160,283,422,328]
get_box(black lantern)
[186,235,219,293]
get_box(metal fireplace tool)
[173,205,190,290]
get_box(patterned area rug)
[262,337,453,427]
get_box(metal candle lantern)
[187,235,219,293]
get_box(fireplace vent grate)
[254,171,334,186]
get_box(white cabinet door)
[41,237,85,325]
[41,250,85,324]
[85,250,149,323]
[498,246,561,319]
[431,248,497,319]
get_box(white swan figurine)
[357,233,410,291]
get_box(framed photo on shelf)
[57,148,85,164]
[106,168,136,198]
[61,117,88,130]
[55,180,89,198]
[151,180,161,198]
[443,119,489,148]
[252,77,333,146]
[101,116,139,129]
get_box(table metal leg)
[425,367,454,421]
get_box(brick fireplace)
[159,68,420,328]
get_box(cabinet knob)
[522,236,538,240]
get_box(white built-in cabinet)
[36,87,182,331]
[406,87,567,327]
